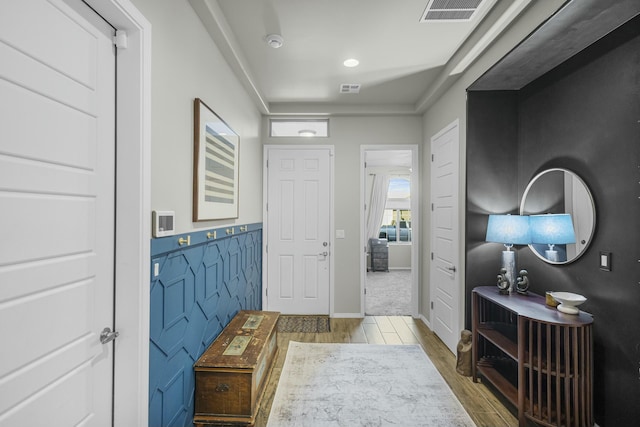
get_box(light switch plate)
[599,251,611,271]
[335,229,345,239]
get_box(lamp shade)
[485,214,531,245]
[530,214,576,244]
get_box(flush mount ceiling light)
[298,129,317,137]
[343,58,359,67]
[265,34,284,48]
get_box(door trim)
[263,145,335,316]
[360,144,419,317]
[78,1,151,425]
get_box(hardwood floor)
[254,316,518,427]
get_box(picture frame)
[193,98,239,221]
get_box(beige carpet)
[267,342,476,427]
[366,269,411,316]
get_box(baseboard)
[418,313,431,329]
[331,312,363,318]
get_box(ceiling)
[470,0,640,90]
[189,0,539,116]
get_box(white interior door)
[430,120,460,354]
[0,0,116,424]
[265,147,332,315]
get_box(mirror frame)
[520,168,596,265]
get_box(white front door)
[430,120,461,354]
[265,147,332,315]
[0,0,116,424]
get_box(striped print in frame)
[193,98,239,221]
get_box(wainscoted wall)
[149,224,262,427]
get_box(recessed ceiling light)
[298,129,317,137]
[343,58,359,68]
[265,34,284,49]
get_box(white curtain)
[366,174,390,244]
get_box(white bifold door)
[0,0,116,425]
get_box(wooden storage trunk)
[194,310,279,426]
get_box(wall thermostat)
[152,211,175,237]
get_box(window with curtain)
[378,177,411,243]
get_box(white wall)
[420,0,567,320]
[389,245,411,269]
[131,0,263,233]
[265,115,422,315]
[130,0,567,319]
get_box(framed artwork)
[193,98,239,221]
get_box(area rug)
[266,342,476,427]
[276,315,331,333]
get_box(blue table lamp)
[486,214,531,293]
[530,214,576,262]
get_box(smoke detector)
[265,34,284,48]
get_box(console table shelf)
[472,287,593,427]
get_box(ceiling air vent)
[340,83,361,94]
[420,0,483,22]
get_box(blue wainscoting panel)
[149,224,262,427]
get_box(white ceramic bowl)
[550,291,586,314]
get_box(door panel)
[430,121,460,354]
[0,0,115,424]
[266,148,331,314]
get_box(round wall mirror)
[520,168,595,264]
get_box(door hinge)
[364,161,367,168]
[431,203,434,211]
[113,30,127,49]
[265,288,268,297]
[431,252,434,260]
[266,159,269,168]
[431,154,434,162]
[431,301,434,309]
[364,288,367,295]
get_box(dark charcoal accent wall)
[467,16,640,427]
[465,91,519,324]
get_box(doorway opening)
[361,146,419,317]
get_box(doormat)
[267,342,476,427]
[276,315,331,333]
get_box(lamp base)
[545,249,559,262]
[501,250,516,294]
